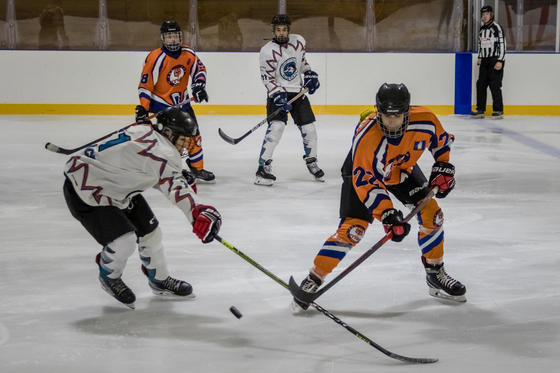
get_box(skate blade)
[290,299,311,315]
[254,177,274,186]
[490,115,504,120]
[470,114,484,119]
[195,179,216,184]
[428,288,467,303]
[314,176,325,182]
[150,289,196,299]
[99,280,136,309]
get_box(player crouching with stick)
[292,83,466,312]
[62,108,222,309]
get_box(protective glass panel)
[14,0,97,50]
[106,0,190,51]
[497,0,557,51]
[371,0,468,52]
[197,0,278,51]
[286,0,367,52]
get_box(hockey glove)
[272,92,292,113]
[135,105,151,124]
[303,71,320,94]
[182,169,197,194]
[192,81,208,103]
[192,205,221,243]
[381,208,411,242]
[429,161,455,198]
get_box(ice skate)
[96,253,136,309]
[290,272,323,313]
[491,111,503,119]
[141,265,195,298]
[425,262,466,302]
[305,157,325,182]
[470,110,484,118]
[190,167,216,184]
[254,159,276,186]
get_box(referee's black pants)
[476,58,504,113]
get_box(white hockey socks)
[138,227,170,281]
[99,231,137,279]
[258,121,285,165]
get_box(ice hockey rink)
[1,113,559,373]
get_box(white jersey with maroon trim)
[259,34,312,98]
[63,124,197,223]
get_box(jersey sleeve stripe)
[152,51,166,85]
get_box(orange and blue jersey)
[351,106,454,221]
[138,45,206,113]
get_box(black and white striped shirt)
[477,21,506,61]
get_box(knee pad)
[138,227,169,281]
[299,123,318,159]
[99,231,137,279]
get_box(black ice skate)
[424,262,466,302]
[290,272,323,313]
[491,111,504,119]
[305,157,325,182]
[254,159,276,186]
[96,253,136,309]
[470,110,484,118]
[190,166,216,183]
[141,265,194,298]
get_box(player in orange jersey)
[291,83,466,312]
[135,20,215,183]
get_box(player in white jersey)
[255,14,324,186]
[63,108,222,309]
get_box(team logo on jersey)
[167,65,186,86]
[347,225,365,244]
[280,57,297,81]
[433,208,444,228]
[382,152,410,182]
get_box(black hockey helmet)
[480,5,494,15]
[375,83,411,138]
[272,14,291,27]
[160,20,182,52]
[271,14,291,44]
[155,107,197,144]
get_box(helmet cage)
[375,83,411,139]
[161,31,182,52]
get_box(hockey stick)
[215,234,438,364]
[217,88,309,145]
[289,187,438,304]
[44,97,196,155]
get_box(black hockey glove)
[272,92,292,113]
[381,208,411,242]
[182,169,197,194]
[135,105,151,124]
[192,81,208,103]
[303,71,320,94]
[429,161,455,198]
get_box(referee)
[471,5,506,119]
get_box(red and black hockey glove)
[429,161,455,198]
[381,208,411,242]
[192,205,221,243]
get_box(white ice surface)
[1,114,559,372]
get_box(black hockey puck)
[229,306,242,319]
